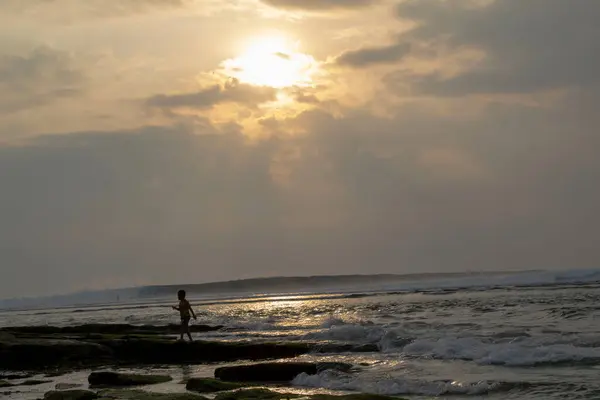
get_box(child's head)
[177,289,186,300]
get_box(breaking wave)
[401,337,600,366]
[292,369,536,396]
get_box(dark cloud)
[2,88,599,297]
[0,124,283,296]
[0,47,84,113]
[336,42,410,67]
[146,80,277,110]
[285,99,600,271]
[261,0,378,11]
[393,0,600,95]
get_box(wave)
[224,320,279,332]
[292,369,535,396]
[304,325,385,343]
[302,316,388,343]
[400,337,600,366]
[304,323,600,367]
[341,293,378,299]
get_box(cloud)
[0,47,84,114]
[2,87,600,297]
[261,0,378,11]
[146,80,278,110]
[336,42,410,67]
[0,0,193,20]
[1,0,599,299]
[393,0,600,95]
[0,124,282,296]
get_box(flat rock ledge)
[88,372,173,387]
[0,324,311,370]
[214,362,354,382]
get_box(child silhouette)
[172,289,196,341]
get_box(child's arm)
[172,305,180,310]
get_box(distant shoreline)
[0,269,544,310]
[138,270,539,297]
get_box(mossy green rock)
[214,388,297,400]
[89,372,172,387]
[214,362,353,382]
[213,389,406,400]
[97,389,207,400]
[0,380,13,388]
[56,383,84,390]
[185,378,249,393]
[312,395,406,400]
[44,390,98,400]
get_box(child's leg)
[180,318,186,340]
[182,317,191,341]
[184,317,192,341]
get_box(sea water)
[2,269,600,399]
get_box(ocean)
[2,269,600,399]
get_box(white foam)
[377,330,413,352]
[292,370,504,396]
[303,324,385,342]
[220,317,278,331]
[401,337,600,366]
[320,316,350,328]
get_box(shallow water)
[2,272,600,399]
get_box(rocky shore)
[0,324,405,400]
[0,324,310,370]
[39,370,402,400]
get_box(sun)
[223,36,318,88]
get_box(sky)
[1,0,599,298]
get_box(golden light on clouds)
[222,35,319,88]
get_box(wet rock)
[89,372,172,387]
[46,371,69,378]
[56,383,84,390]
[314,343,379,353]
[1,324,222,337]
[185,378,248,393]
[214,388,296,400]
[312,395,404,400]
[0,338,113,370]
[0,335,310,370]
[98,339,311,365]
[213,390,405,400]
[97,389,207,399]
[0,332,16,342]
[214,362,353,382]
[44,390,98,400]
[21,379,53,386]
[0,372,32,380]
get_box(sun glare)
[223,36,318,88]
